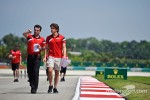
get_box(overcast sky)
[0,0,150,42]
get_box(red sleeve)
[46,36,49,44]
[27,34,32,40]
[42,38,46,47]
[62,37,66,43]
[10,50,14,54]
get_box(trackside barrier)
[66,67,150,72]
[27,65,150,72]
[23,61,150,68]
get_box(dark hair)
[50,23,59,32]
[34,24,42,31]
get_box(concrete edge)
[72,77,81,100]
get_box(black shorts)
[60,67,67,74]
[11,63,19,70]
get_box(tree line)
[0,33,150,64]
[67,37,150,64]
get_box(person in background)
[8,45,22,82]
[60,56,70,82]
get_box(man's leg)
[13,70,15,80]
[14,68,19,82]
[53,58,61,93]
[48,67,53,86]
[63,67,67,81]
[47,67,53,93]
[12,64,18,82]
[31,55,41,93]
[54,70,59,88]
[16,69,19,79]
[15,63,19,82]
[46,68,48,81]
[27,55,35,93]
[60,68,63,81]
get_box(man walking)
[23,24,45,94]
[44,23,66,93]
[60,56,70,82]
[8,45,22,82]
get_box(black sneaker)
[62,78,65,81]
[16,79,19,82]
[53,88,58,93]
[60,78,63,82]
[14,79,19,82]
[48,86,53,93]
[60,77,65,82]
[31,88,37,94]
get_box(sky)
[0,0,150,42]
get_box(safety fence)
[23,61,150,68]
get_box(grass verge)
[95,75,150,100]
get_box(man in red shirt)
[8,45,22,82]
[44,23,66,93]
[23,24,45,94]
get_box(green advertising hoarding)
[104,68,127,80]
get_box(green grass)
[95,75,150,100]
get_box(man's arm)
[62,43,66,58]
[20,56,22,65]
[43,44,49,62]
[37,40,46,51]
[8,51,13,59]
[23,29,32,38]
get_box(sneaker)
[60,78,63,82]
[53,88,58,93]
[14,79,19,82]
[60,77,65,82]
[48,86,53,93]
[62,77,65,81]
[31,88,37,94]
[16,79,19,82]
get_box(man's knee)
[55,70,59,76]
[48,67,53,73]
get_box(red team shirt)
[10,50,21,64]
[46,34,66,58]
[27,34,45,55]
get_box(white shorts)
[46,56,62,70]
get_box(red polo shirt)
[10,50,21,64]
[27,34,46,55]
[46,34,66,58]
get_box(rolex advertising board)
[104,68,127,80]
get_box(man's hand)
[43,57,46,63]
[23,29,32,38]
[28,29,32,33]
[62,56,67,59]
[8,54,13,58]
[37,45,42,51]
[8,54,16,59]
[20,62,22,66]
